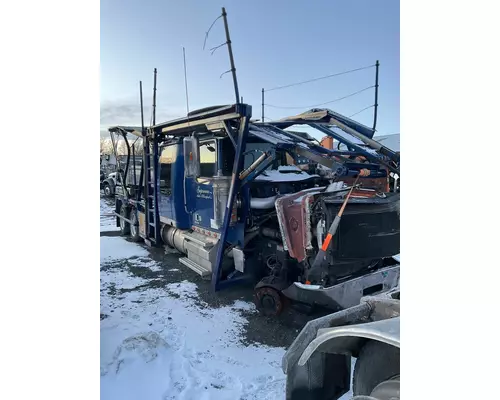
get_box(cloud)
[100,99,185,138]
[100,103,139,125]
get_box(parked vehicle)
[101,156,143,198]
[101,172,117,197]
[109,103,400,315]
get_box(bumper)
[282,263,400,310]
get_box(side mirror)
[183,136,200,178]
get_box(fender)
[103,177,116,189]
[298,316,400,367]
[283,288,400,373]
[283,289,400,399]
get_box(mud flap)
[283,303,372,399]
[286,352,350,400]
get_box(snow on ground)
[101,236,287,400]
[101,236,149,262]
[101,198,120,232]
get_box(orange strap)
[321,233,333,251]
[320,172,365,253]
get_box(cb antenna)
[183,47,190,116]
[372,60,379,132]
[152,68,157,126]
[140,81,145,134]
[221,7,240,104]
[203,7,241,105]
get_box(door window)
[199,140,217,178]
[160,145,177,194]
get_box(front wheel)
[103,183,113,197]
[353,341,400,399]
[254,286,285,316]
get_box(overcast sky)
[100,0,399,139]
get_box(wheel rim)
[262,294,276,309]
[254,287,283,316]
[104,186,110,196]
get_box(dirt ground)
[100,197,331,349]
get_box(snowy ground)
[100,195,354,399]
[101,198,119,232]
[101,235,288,399]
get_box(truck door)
[159,143,190,229]
[186,140,217,230]
[159,145,176,221]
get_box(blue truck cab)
[110,104,400,316]
[158,136,244,244]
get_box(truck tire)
[129,209,142,242]
[119,205,130,236]
[103,183,112,197]
[353,340,400,398]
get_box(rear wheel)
[353,341,400,399]
[119,205,130,236]
[129,209,142,242]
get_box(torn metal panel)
[275,187,323,262]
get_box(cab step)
[179,257,211,279]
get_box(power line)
[349,105,374,118]
[264,85,374,110]
[264,64,375,93]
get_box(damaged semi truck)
[110,102,400,316]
